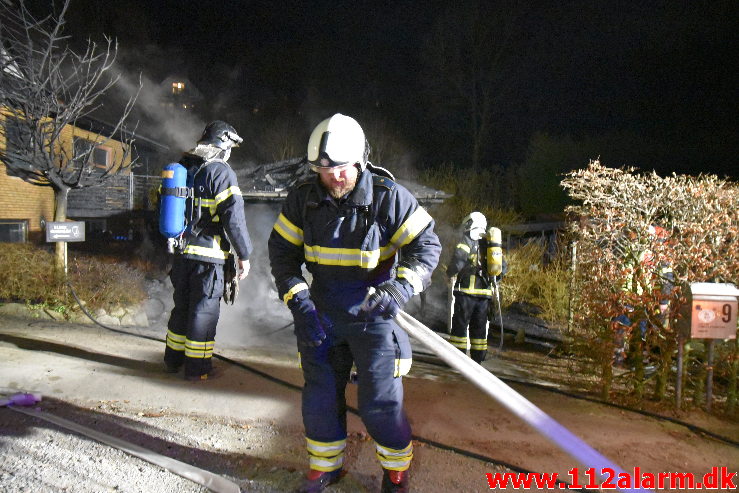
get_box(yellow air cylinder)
[487,227,503,277]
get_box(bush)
[0,243,146,314]
[562,161,739,410]
[500,241,570,326]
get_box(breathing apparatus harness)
[160,159,209,254]
[159,155,240,304]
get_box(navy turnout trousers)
[164,257,224,378]
[451,294,490,363]
[298,316,413,472]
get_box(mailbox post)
[678,283,739,412]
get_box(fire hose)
[2,393,240,493]
[447,274,456,334]
[394,310,651,493]
[492,277,504,350]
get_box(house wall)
[1,111,132,241]
[0,162,55,238]
[67,124,132,175]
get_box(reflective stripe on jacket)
[180,159,252,264]
[447,234,493,298]
[268,169,441,317]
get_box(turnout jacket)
[180,155,252,264]
[620,247,674,303]
[447,234,506,298]
[268,168,441,318]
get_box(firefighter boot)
[381,469,410,492]
[297,468,343,493]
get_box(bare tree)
[361,115,414,175]
[421,1,522,173]
[257,116,305,163]
[0,0,140,271]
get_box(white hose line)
[9,405,241,493]
[396,311,650,493]
[492,278,504,350]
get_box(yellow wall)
[0,111,131,237]
[0,162,55,234]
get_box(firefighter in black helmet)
[163,121,253,381]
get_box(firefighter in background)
[446,212,507,364]
[611,224,674,367]
[164,121,253,381]
[268,114,441,493]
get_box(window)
[172,81,185,95]
[92,146,110,167]
[72,137,111,170]
[0,220,28,243]
[2,116,33,177]
[3,116,31,151]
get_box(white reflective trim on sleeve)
[456,242,470,253]
[381,207,433,260]
[397,266,423,294]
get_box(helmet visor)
[224,130,243,147]
[309,161,355,173]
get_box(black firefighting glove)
[359,280,414,320]
[290,297,326,347]
[223,254,239,305]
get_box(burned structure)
[236,157,453,206]
[63,155,451,245]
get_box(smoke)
[215,203,295,350]
[111,69,204,153]
[107,59,297,350]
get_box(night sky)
[28,0,739,181]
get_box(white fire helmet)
[462,211,487,240]
[307,113,368,172]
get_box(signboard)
[690,298,737,339]
[46,221,85,242]
[688,283,739,340]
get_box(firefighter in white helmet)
[446,212,507,363]
[269,113,441,492]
